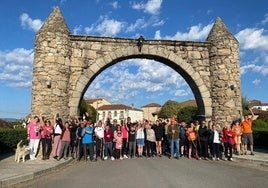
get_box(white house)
[250,100,268,111]
[97,104,143,123]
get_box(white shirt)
[54,123,62,134]
[213,130,220,144]
[136,128,144,139]
[94,126,104,138]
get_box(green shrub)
[252,119,268,132]
[0,128,27,153]
[252,119,268,147]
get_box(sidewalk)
[0,154,73,188]
[0,149,267,188]
[232,148,268,166]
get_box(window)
[119,111,124,119]
[114,111,117,117]
[102,111,106,118]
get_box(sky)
[0,0,268,119]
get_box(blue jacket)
[82,127,94,144]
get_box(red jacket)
[222,128,235,145]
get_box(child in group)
[114,131,123,160]
[210,124,222,161]
[231,119,243,155]
[222,122,235,161]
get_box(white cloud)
[131,2,144,10]
[252,79,261,86]
[110,1,119,9]
[132,0,163,15]
[162,23,213,41]
[235,28,268,50]
[144,0,162,15]
[85,16,125,36]
[73,25,82,35]
[241,64,268,76]
[86,59,190,104]
[173,89,189,96]
[154,30,161,39]
[126,18,146,32]
[261,13,268,25]
[0,48,33,88]
[20,13,43,32]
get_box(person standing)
[186,122,199,159]
[82,120,94,161]
[27,115,41,160]
[222,122,235,161]
[57,122,71,160]
[198,121,209,160]
[76,121,85,160]
[52,113,63,159]
[210,124,221,161]
[128,124,137,158]
[241,108,257,155]
[136,122,145,158]
[231,119,243,155]
[104,124,114,160]
[114,131,123,160]
[41,119,53,160]
[94,120,105,161]
[121,120,129,159]
[179,121,187,157]
[153,119,164,157]
[146,123,156,158]
[167,118,180,159]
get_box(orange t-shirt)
[232,124,243,136]
[241,119,253,134]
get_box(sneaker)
[229,158,233,161]
[212,157,215,161]
[123,154,128,159]
[216,158,220,161]
[104,156,108,160]
[120,156,123,160]
[224,158,228,161]
[111,156,115,161]
[250,152,255,156]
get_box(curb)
[233,156,268,167]
[0,159,73,188]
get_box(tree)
[242,95,250,116]
[79,98,97,123]
[177,106,198,124]
[158,100,181,119]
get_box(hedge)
[0,128,27,153]
[253,131,268,148]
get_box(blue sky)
[0,0,268,119]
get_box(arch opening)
[72,54,210,122]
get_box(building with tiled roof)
[250,100,268,111]
[97,104,143,122]
[87,98,111,109]
[141,103,162,121]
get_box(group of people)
[26,108,257,163]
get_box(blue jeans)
[169,139,180,157]
[104,142,113,157]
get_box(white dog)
[15,140,30,163]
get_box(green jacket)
[167,124,180,139]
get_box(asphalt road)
[17,157,268,188]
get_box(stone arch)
[69,46,212,120]
[32,7,242,124]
